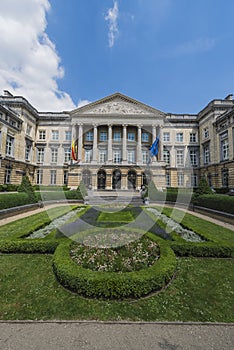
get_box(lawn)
[0,205,233,321]
[0,254,233,322]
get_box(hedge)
[170,241,234,258]
[52,237,177,299]
[0,239,59,254]
[33,185,70,191]
[0,192,37,210]
[0,184,19,192]
[192,194,234,214]
[35,190,83,202]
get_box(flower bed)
[52,230,177,299]
[70,235,160,272]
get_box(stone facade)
[0,90,233,190]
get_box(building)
[0,90,233,190]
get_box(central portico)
[68,93,166,190]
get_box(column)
[108,124,112,162]
[157,125,163,162]
[137,125,142,163]
[92,124,98,162]
[78,123,83,161]
[122,124,127,163]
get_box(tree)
[18,175,37,202]
[196,177,213,196]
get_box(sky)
[0,0,234,113]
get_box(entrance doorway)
[112,170,121,189]
[97,169,106,189]
[127,170,137,189]
[142,171,152,187]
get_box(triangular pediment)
[71,93,165,116]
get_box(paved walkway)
[0,321,233,350]
[0,201,233,230]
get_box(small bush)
[18,175,37,203]
[192,194,234,214]
[195,177,213,196]
[170,241,234,258]
[0,239,59,254]
[0,193,37,210]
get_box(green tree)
[196,177,213,196]
[18,175,37,203]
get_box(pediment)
[72,93,165,117]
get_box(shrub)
[0,193,37,210]
[18,175,37,203]
[77,181,88,198]
[0,184,19,192]
[0,239,59,254]
[195,177,213,196]
[33,185,70,191]
[170,241,234,258]
[192,194,234,214]
[52,237,177,299]
[36,190,83,202]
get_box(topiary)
[195,177,213,196]
[18,175,37,203]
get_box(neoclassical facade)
[0,91,233,190]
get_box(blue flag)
[150,136,159,157]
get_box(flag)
[71,139,77,161]
[150,136,159,157]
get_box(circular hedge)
[52,230,177,299]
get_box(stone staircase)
[84,190,143,206]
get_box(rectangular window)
[190,133,197,143]
[166,173,170,187]
[4,167,11,184]
[64,147,71,163]
[65,131,72,141]
[176,150,184,166]
[203,144,210,164]
[99,150,107,163]
[50,170,57,185]
[64,170,68,186]
[204,127,209,139]
[191,174,198,187]
[128,132,135,141]
[6,135,14,157]
[221,139,229,161]
[25,142,32,161]
[176,133,183,142]
[177,173,184,187]
[128,150,135,163]
[51,130,59,141]
[39,130,46,140]
[36,169,43,185]
[142,132,149,142]
[37,147,45,163]
[163,132,170,142]
[142,150,149,164]
[26,124,32,136]
[113,131,121,141]
[222,169,229,187]
[51,148,58,163]
[85,149,92,163]
[163,148,170,164]
[113,150,121,163]
[99,131,107,141]
[189,150,198,166]
[86,131,93,141]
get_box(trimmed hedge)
[170,241,234,258]
[0,192,37,210]
[35,190,83,202]
[33,185,70,191]
[0,184,19,192]
[0,239,59,254]
[192,194,234,214]
[52,237,177,299]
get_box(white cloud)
[105,1,119,48]
[0,0,76,111]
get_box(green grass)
[0,205,79,240]
[0,254,233,322]
[160,207,234,244]
[97,210,134,223]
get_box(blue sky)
[0,0,234,113]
